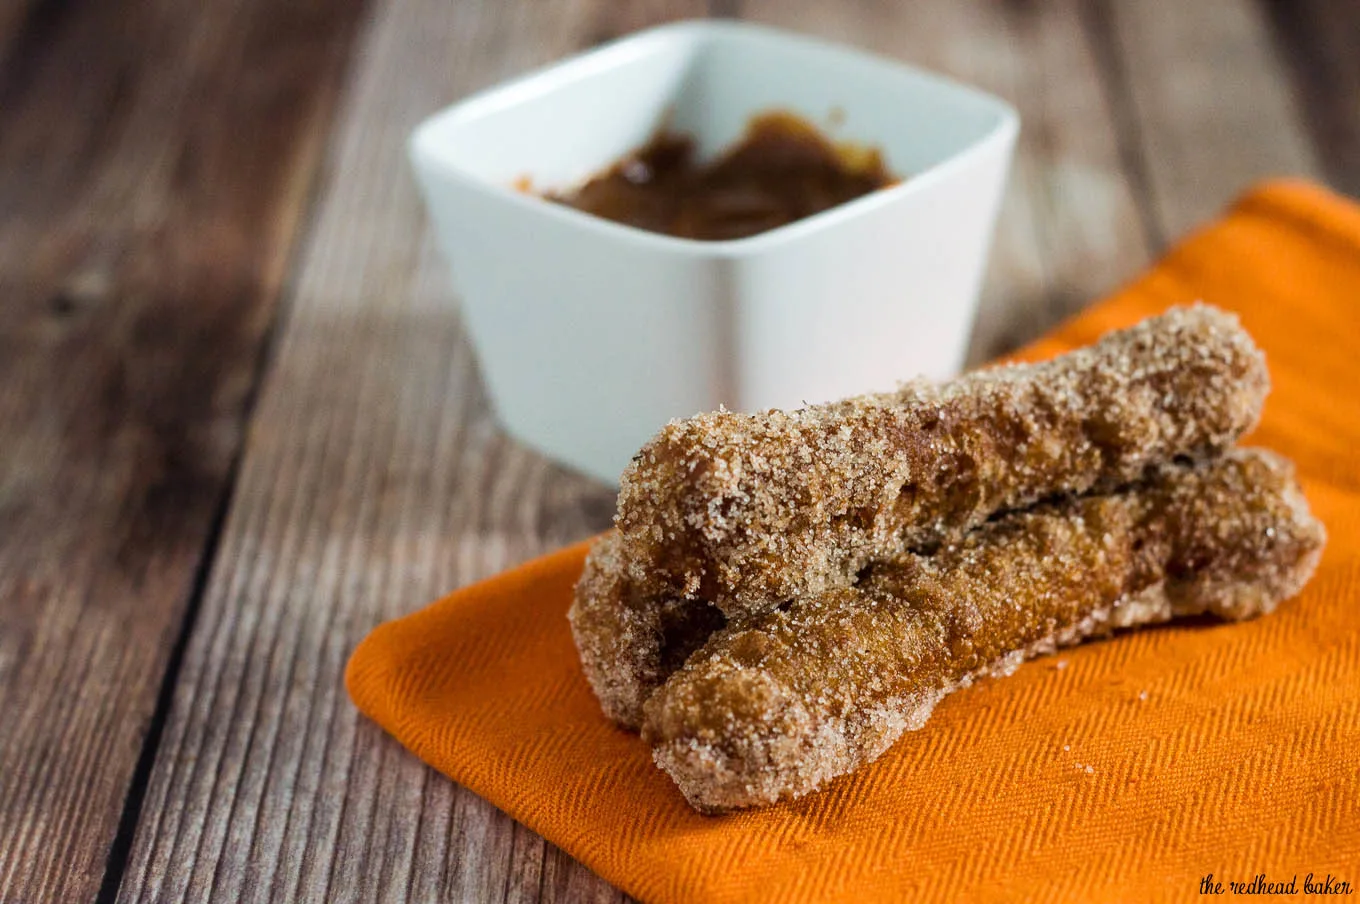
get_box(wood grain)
[0,0,369,900]
[1090,0,1320,245]
[1260,0,1360,196]
[113,0,623,900]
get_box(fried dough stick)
[617,305,1269,617]
[570,532,723,729]
[643,449,1325,813]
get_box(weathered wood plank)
[741,0,1150,361]
[1091,0,1321,244]
[0,0,370,900]
[114,0,626,900]
[1259,0,1360,196]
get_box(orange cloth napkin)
[347,180,1360,903]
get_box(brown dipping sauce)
[542,111,898,241]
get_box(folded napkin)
[348,181,1360,903]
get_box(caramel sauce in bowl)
[543,111,898,241]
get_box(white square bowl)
[411,20,1018,483]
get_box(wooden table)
[2,1,1355,900]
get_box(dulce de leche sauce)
[540,111,898,241]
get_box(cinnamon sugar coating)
[616,305,1270,617]
[642,450,1325,812]
[569,532,723,728]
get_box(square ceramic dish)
[411,20,1018,483]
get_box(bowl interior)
[414,22,1014,196]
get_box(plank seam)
[1257,0,1359,195]
[92,464,241,904]
[1078,0,1167,252]
[90,112,330,901]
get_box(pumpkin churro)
[570,306,1323,814]
[615,305,1269,617]
[641,449,1325,812]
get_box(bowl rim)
[409,19,1020,258]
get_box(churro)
[570,532,723,728]
[616,305,1269,617]
[642,449,1325,812]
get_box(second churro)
[643,450,1325,812]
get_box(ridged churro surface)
[642,450,1325,812]
[616,305,1269,616]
